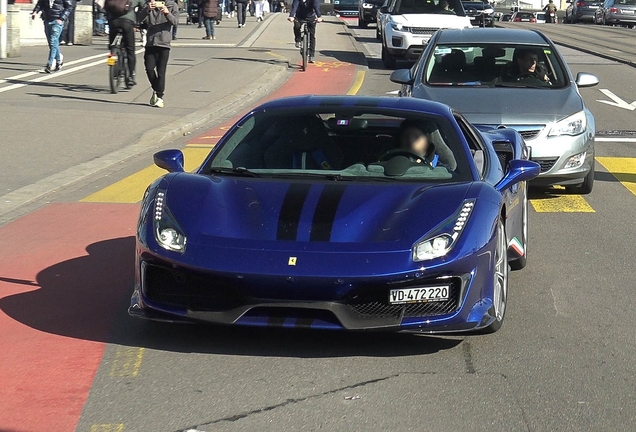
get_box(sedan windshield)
[424,43,568,88]
[204,109,474,183]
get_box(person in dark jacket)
[106,0,145,86]
[235,0,248,27]
[201,0,219,39]
[31,0,73,73]
[138,0,178,108]
[287,0,321,63]
[61,0,76,45]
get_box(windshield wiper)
[207,167,261,177]
[491,82,550,89]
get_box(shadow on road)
[318,49,367,66]
[0,237,461,358]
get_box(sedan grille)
[519,129,542,140]
[344,278,462,319]
[534,158,559,173]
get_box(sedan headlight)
[154,190,187,253]
[413,200,475,262]
[362,2,374,8]
[548,111,586,137]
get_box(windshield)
[617,0,636,5]
[333,0,358,5]
[423,43,568,88]
[393,0,466,16]
[204,108,474,183]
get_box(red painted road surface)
[0,64,359,432]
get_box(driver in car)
[504,49,551,84]
[398,120,441,167]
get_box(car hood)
[414,85,584,125]
[162,174,476,251]
[392,14,472,27]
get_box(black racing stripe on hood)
[310,184,347,242]
[277,183,312,241]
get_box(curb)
[0,63,290,223]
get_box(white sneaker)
[149,92,158,106]
[55,53,64,71]
[154,97,164,108]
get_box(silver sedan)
[390,28,599,193]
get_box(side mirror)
[154,149,185,173]
[379,6,389,13]
[495,159,540,193]
[575,72,599,88]
[390,69,414,86]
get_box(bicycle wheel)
[124,58,132,90]
[109,48,123,94]
[301,30,309,71]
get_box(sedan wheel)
[481,219,508,333]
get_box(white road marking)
[596,137,636,142]
[596,88,636,111]
[0,48,144,93]
[386,90,400,95]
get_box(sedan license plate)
[389,286,450,305]
[107,57,117,66]
[622,9,634,13]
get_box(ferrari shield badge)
[288,257,297,266]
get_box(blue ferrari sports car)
[129,96,540,334]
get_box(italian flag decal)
[509,237,524,257]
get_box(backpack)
[104,0,131,17]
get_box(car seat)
[264,116,345,170]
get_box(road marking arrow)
[596,89,636,111]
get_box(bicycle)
[107,28,132,94]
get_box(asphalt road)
[2,17,636,432]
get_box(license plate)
[622,9,634,13]
[389,286,450,305]
[107,57,117,66]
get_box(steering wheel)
[378,148,427,163]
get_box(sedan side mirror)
[575,72,599,88]
[154,149,185,173]
[495,159,540,193]
[390,69,414,86]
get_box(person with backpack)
[138,0,178,108]
[31,0,73,73]
[105,0,145,86]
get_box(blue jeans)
[44,20,63,67]
[204,17,215,37]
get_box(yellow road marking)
[346,70,366,96]
[110,347,145,377]
[89,424,125,432]
[596,157,636,197]
[81,148,210,203]
[186,143,217,148]
[530,186,594,213]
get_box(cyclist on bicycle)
[287,0,322,64]
[105,0,145,86]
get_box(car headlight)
[548,111,586,137]
[413,200,475,262]
[154,190,187,253]
[363,2,374,8]
[484,7,494,14]
[391,22,410,31]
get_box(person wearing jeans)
[139,0,178,108]
[32,0,73,73]
[201,0,219,39]
[235,0,247,27]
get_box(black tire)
[301,32,308,71]
[565,168,594,195]
[376,25,381,40]
[509,185,528,271]
[381,43,396,69]
[358,17,368,28]
[109,63,121,94]
[480,219,508,334]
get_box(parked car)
[389,28,600,194]
[501,12,513,20]
[376,0,391,39]
[594,0,636,26]
[565,0,603,23]
[333,0,359,17]
[130,95,540,334]
[512,11,537,22]
[359,0,385,27]
[380,0,471,69]
[462,0,495,26]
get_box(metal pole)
[0,0,7,58]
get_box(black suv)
[358,0,385,27]
[461,0,495,26]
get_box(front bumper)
[385,27,433,60]
[130,247,497,333]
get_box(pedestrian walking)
[201,0,218,39]
[138,0,178,108]
[31,0,73,73]
[197,0,205,26]
[235,0,247,26]
[61,0,76,45]
[254,0,264,21]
